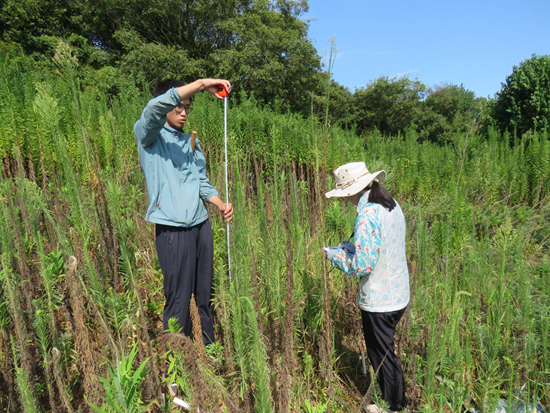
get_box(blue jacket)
[332,191,410,312]
[134,88,218,227]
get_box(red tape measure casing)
[217,86,228,97]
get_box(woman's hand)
[323,246,339,261]
[338,240,356,255]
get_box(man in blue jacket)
[134,78,233,347]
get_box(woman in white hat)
[325,161,410,413]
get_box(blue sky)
[303,0,550,99]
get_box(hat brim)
[325,170,386,198]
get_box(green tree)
[2,0,324,113]
[77,0,245,55]
[489,54,550,138]
[0,0,80,53]
[416,83,485,144]
[324,80,355,129]
[76,0,322,112]
[113,28,206,86]
[352,76,427,137]
[208,0,321,114]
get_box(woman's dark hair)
[153,79,192,103]
[367,181,396,211]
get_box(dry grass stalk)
[44,359,57,412]
[157,332,221,412]
[2,255,35,396]
[133,281,161,397]
[277,212,297,412]
[91,143,119,291]
[38,139,47,189]
[136,339,155,400]
[65,255,102,405]
[73,251,119,360]
[246,211,265,345]
[52,347,74,413]
[121,317,132,353]
[14,146,34,243]
[0,330,17,407]
[5,184,35,316]
[190,295,207,363]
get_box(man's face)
[166,98,192,129]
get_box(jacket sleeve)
[194,139,219,202]
[331,208,382,277]
[134,88,181,148]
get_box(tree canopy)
[0,0,322,113]
[0,0,81,53]
[352,76,428,137]
[417,83,485,144]
[489,54,550,137]
[351,77,485,144]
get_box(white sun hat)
[325,162,386,198]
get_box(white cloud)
[393,69,421,78]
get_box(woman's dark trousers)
[361,307,407,411]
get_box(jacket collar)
[163,124,184,135]
[356,190,371,213]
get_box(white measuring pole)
[223,94,232,284]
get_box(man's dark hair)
[153,79,190,100]
[367,181,396,212]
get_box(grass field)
[0,48,549,412]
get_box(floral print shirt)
[332,191,410,312]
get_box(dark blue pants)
[156,220,215,345]
[361,307,408,411]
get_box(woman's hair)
[367,181,396,211]
[153,79,192,103]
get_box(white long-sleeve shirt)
[332,191,410,312]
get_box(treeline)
[2,0,549,143]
